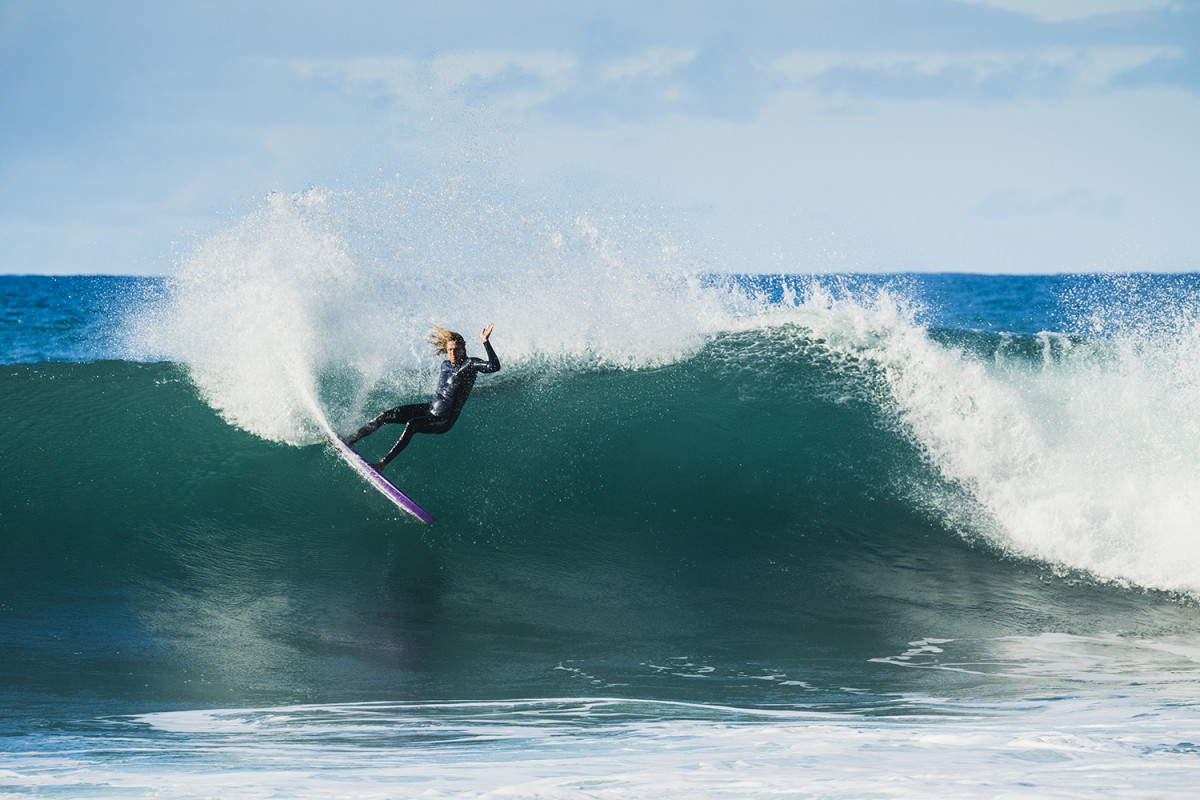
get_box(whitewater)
[4,187,1200,798]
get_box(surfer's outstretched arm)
[477,323,500,374]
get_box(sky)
[1,0,1198,275]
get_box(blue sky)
[1,0,1197,275]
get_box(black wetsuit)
[346,340,500,467]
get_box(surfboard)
[326,434,435,522]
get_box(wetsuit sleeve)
[477,340,500,373]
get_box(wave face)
[5,192,1200,722]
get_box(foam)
[10,693,1200,799]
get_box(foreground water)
[4,195,1200,797]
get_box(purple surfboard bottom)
[327,435,435,522]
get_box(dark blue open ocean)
[4,195,1200,797]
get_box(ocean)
[4,193,1200,797]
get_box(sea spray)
[769,279,1200,594]
[125,191,384,444]
[126,185,732,446]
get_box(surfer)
[343,323,500,471]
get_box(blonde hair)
[427,325,465,355]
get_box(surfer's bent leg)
[344,403,429,446]
[378,416,452,468]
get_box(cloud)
[547,37,777,123]
[811,57,1074,103]
[600,48,697,83]
[1110,49,1200,93]
[437,52,579,113]
[773,46,1183,102]
[278,38,778,124]
[275,37,1190,133]
[259,0,1194,128]
[951,0,1183,23]
[282,57,422,103]
[493,35,780,124]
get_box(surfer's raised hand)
[481,323,494,343]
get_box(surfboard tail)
[328,435,435,521]
[290,380,434,522]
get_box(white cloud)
[772,46,1183,92]
[429,51,577,88]
[600,48,698,83]
[281,56,423,104]
[278,52,580,114]
[951,0,1182,23]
